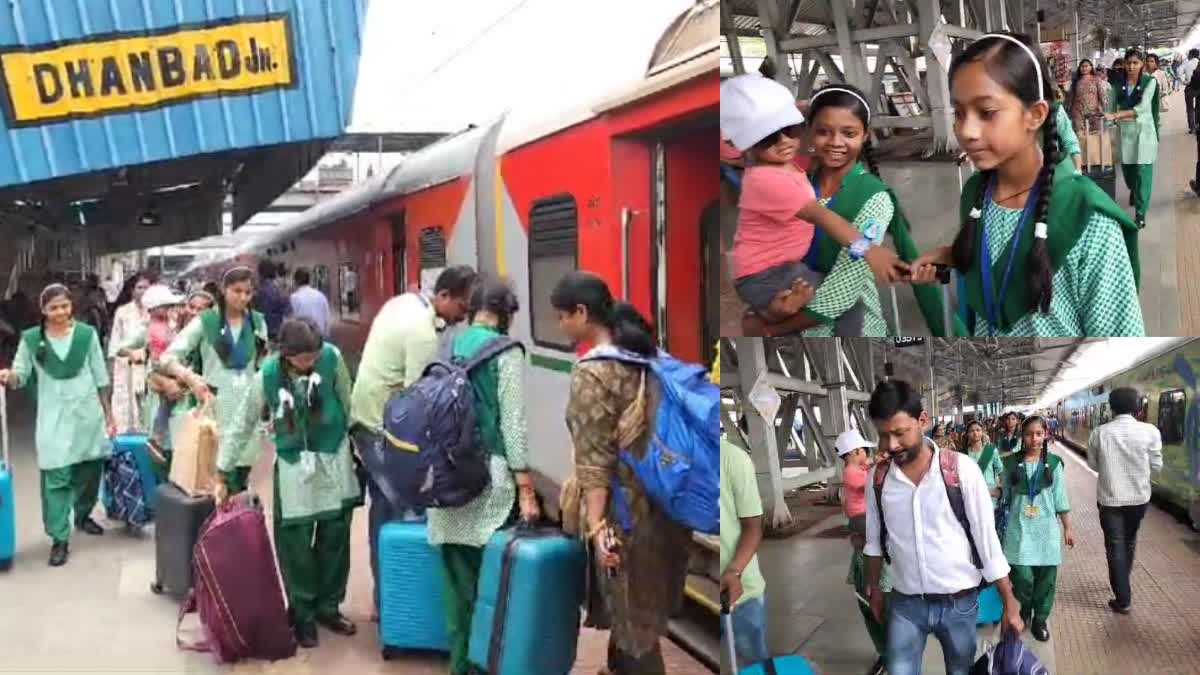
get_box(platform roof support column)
[757,0,798,91]
[831,0,869,88]
[721,0,746,75]
[734,338,792,528]
[917,0,959,152]
[812,339,852,501]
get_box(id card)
[1023,504,1041,518]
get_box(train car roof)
[497,0,717,155]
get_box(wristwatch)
[848,236,872,261]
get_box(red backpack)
[872,449,983,570]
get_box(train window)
[527,194,578,350]
[312,265,330,297]
[338,263,361,320]
[1136,395,1150,423]
[419,227,447,293]
[1157,389,1186,444]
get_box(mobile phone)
[934,264,952,284]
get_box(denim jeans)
[720,594,770,669]
[886,590,979,675]
[1098,502,1148,608]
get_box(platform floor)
[751,441,1200,674]
[0,393,705,673]
[720,87,1200,337]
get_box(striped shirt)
[1087,414,1163,507]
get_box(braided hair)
[806,83,880,177]
[948,32,1058,314]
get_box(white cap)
[141,284,185,311]
[720,74,805,152]
[836,430,877,457]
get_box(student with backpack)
[864,380,1022,675]
[0,284,116,566]
[423,277,541,675]
[217,318,361,648]
[348,265,476,616]
[158,267,269,497]
[553,271,693,675]
[999,415,1074,642]
[910,32,1144,336]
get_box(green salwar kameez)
[230,343,362,628]
[1001,456,1070,623]
[10,323,111,544]
[1110,75,1159,223]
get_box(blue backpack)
[371,336,523,510]
[581,346,719,535]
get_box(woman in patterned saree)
[553,271,692,675]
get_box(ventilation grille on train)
[420,227,446,268]
[529,195,578,256]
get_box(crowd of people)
[719,32,1200,338]
[0,262,696,675]
[720,381,1165,675]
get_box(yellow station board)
[0,15,295,127]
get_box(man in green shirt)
[350,265,476,615]
[720,437,769,668]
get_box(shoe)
[295,622,319,648]
[866,657,886,675]
[1031,619,1050,642]
[48,541,69,567]
[1136,218,1146,229]
[317,613,357,636]
[75,517,104,536]
[1108,599,1131,614]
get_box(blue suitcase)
[468,527,585,675]
[977,584,1003,625]
[101,432,159,521]
[0,387,13,571]
[378,520,449,658]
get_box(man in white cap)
[838,430,888,675]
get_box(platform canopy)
[0,0,367,258]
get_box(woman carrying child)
[720,74,911,337]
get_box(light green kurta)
[11,325,111,471]
[971,201,1144,336]
[427,348,529,548]
[230,345,361,522]
[801,191,893,337]
[1055,105,1081,164]
[1002,459,1070,567]
[160,314,268,470]
[1109,77,1158,165]
[968,445,1005,505]
[349,293,439,433]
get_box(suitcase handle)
[0,386,8,472]
[721,589,739,672]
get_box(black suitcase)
[1081,117,1117,200]
[149,482,215,597]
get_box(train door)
[390,211,407,295]
[651,124,716,365]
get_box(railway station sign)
[0,15,295,127]
[893,337,926,348]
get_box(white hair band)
[1034,222,1048,239]
[980,33,1045,102]
[810,87,872,122]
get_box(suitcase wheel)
[150,581,164,595]
[381,646,400,661]
[0,557,11,572]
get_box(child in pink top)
[836,430,876,530]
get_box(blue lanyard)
[1026,460,1042,502]
[979,178,1040,334]
[805,177,840,269]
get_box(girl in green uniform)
[222,318,361,648]
[740,84,948,337]
[427,277,541,675]
[962,420,1003,502]
[1000,415,1074,642]
[911,32,1144,337]
[1105,48,1160,229]
[0,284,116,566]
[159,267,268,495]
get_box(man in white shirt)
[864,380,1023,675]
[1087,386,1163,614]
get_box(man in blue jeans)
[864,380,1024,675]
[720,436,769,668]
